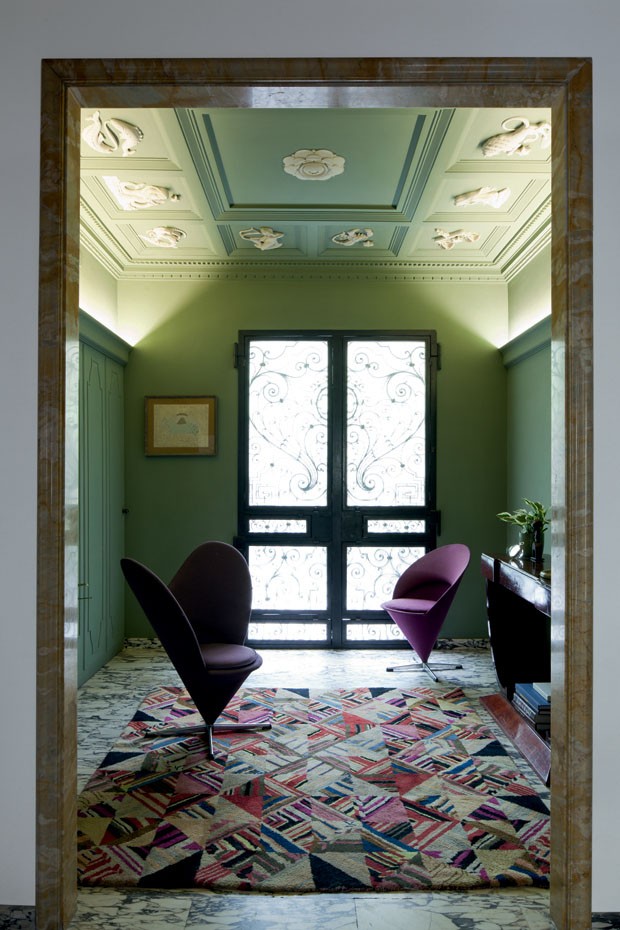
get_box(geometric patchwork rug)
[77,685,550,892]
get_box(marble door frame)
[37,58,592,930]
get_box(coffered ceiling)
[80,106,551,284]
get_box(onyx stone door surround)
[37,57,592,930]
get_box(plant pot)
[530,521,544,563]
[519,527,534,559]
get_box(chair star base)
[386,660,463,682]
[145,721,273,759]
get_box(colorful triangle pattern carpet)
[77,685,550,892]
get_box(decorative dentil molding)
[140,226,186,248]
[331,228,374,248]
[112,258,504,285]
[283,149,345,181]
[497,195,552,281]
[481,117,551,158]
[103,177,180,210]
[454,186,511,208]
[433,228,480,250]
[239,227,284,251]
[82,111,144,157]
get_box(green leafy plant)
[496,498,550,530]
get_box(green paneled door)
[78,342,125,685]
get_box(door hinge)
[234,342,245,369]
[431,342,442,370]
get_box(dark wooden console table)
[480,552,551,784]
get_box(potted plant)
[496,498,550,563]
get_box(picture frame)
[145,395,217,456]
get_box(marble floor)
[2,640,614,928]
[68,639,563,930]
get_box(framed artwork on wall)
[145,395,217,456]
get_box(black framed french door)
[235,330,439,647]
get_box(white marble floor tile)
[184,894,259,929]
[69,889,192,930]
[186,892,359,930]
[354,891,554,930]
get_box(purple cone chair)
[382,543,471,681]
[121,541,270,758]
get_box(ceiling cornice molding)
[498,196,552,281]
[111,257,506,284]
[502,225,552,281]
[80,202,128,277]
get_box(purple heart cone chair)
[121,541,271,759]
[382,543,471,681]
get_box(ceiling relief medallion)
[481,117,551,157]
[239,227,284,251]
[140,226,186,249]
[331,228,374,248]
[82,111,144,157]
[454,186,511,208]
[283,149,345,181]
[104,177,181,211]
[433,228,480,250]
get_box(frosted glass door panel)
[248,545,328,610]
[346,545,425,611]
[346,340,426,506]
[248,340,328,507]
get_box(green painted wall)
[501,318,552,551]
[507,245,551,341]
[79,250,119,333]
[121,278,508,638]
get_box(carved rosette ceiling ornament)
[103,177,181,210]
[481,117,551,157]
[283,149,345,181]
[82,111,144,156]
[239,227,284,251]
[140,226,186,248]
[454,187,511,208]
[433,228,480,250]
[332,228,374,248]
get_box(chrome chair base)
[140,721,272,759]
[386,660,463,682]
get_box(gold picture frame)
[145,395,217,456]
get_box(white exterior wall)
[1,0,617,910]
